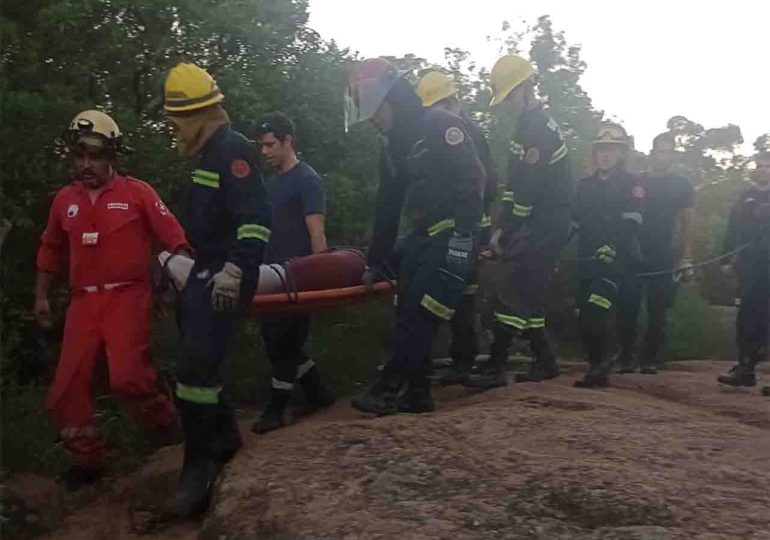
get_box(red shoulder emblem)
[230,159,251,179]
[632,186,646,199]
[524,147,541,165]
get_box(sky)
[308,0,768,153]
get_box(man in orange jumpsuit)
[34,110,190,490]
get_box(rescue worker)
[34,110,189,490]
[717,151,770,388]
[572,122,645,388]
[464,54,572,389]
[415,70,500,384]
[345,58,485,415]
[252,112,335,434]
[618,132,695,374]
[163,63,270,515]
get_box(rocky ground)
[6,360,769,540]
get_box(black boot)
[252,387,291,434]
[761,386,770,397]
[297,365,336,413]
[169,401,217,517]
[212,398,242,463]
[61,465,104,492]
[397,377,435,413]
[515,329,559,383]
[574,333,610,388]
[717,355,757,387]
[432,354,474,385]
[168,446,215,517]
[615,348,637,374]
[464,329,511,389]
[351,368,402,416]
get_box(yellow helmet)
[489,54,535,107]
[63,110,122,150]
[164,63,224,113]
[594,122,630,146]
[416,71,457,107]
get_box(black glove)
[446,232,474,277]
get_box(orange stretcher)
[252,281,394,314]
[249,248,396,314]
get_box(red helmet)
[344,58,400,131]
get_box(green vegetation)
[0,2,764,475]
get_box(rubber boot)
[761,386,770,397]
[614,348,637,374]
[437,295,477,385]
[432,356,474,385]
[61,465,104,492]
[717,354,758,387]
[212,398,242,463]
[397,376,436,414]
[351,368,403,416]
[515,329,559,383]
[252,387,291,434]
[574,333,610,388]
[298,365,336,414]
[169,402,217,517]
[464,329,511,389]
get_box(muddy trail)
[6,360,770,540]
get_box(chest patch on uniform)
[445,127,465,146]
[524,147,541,165]
[107,202,129,211]
[632,186,646,199]
[231,159,251,179]
[67,204,79,218]
[155,201,169,216]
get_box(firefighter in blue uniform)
[163,63,271,516]
[718,151,770,390]
[416,70,500,384]
[465,55,572,389]
[573,122,645,388]
[345,58,485,415]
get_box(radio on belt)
[82,232,99,246]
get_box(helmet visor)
[344,77,392,132]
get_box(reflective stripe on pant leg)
[527,317,546,329]
[421,294,456,321]
[296,358,316,379]
[176,382,221,404]
[588,294,612,310]
[494,312,528,331]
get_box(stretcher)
[159,248,395,315]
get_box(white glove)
[677,257,695,283]
[158,251,194,291]
[207,262,243,312]
[488,229,503,256]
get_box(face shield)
[344,76,393,133]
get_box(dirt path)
[17,361,770,539]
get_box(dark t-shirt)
[639,173,695,265]
[264,161,325,264]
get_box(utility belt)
[74,281,143,296]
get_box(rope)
[561,242,752,280]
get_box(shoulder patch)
[524,147,541,165]
[546,117,559,132]
[444,126,465,146]
[155,200,169,216]
[230,159,251,179]
[632,186,646,199]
